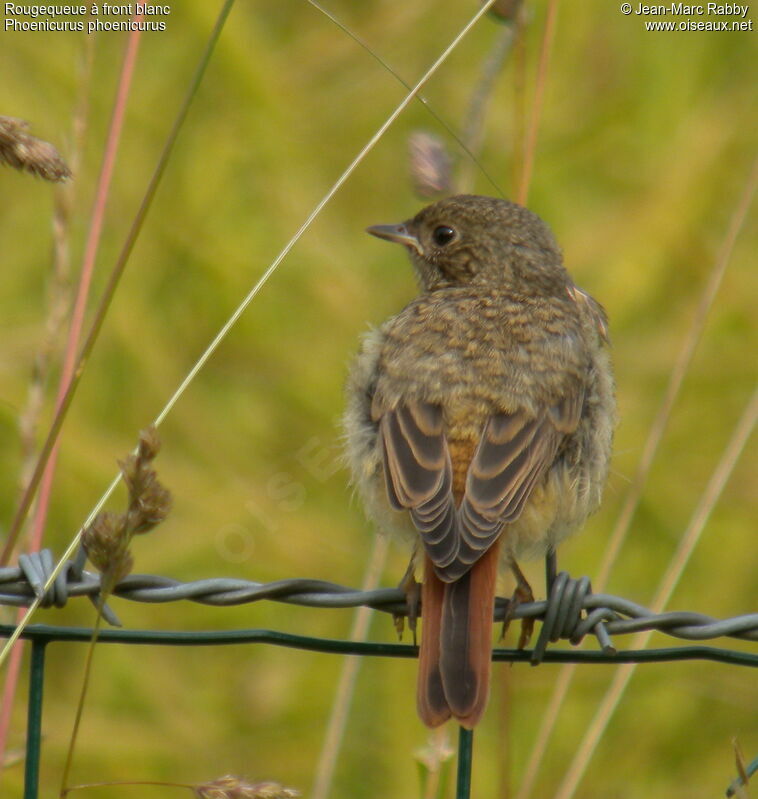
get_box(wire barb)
[531,572,616,664]
[15,549,121,626]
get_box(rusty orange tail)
[417,542,499,728]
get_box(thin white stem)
[0,0,497,669]
[155,0,497,428]
[310,535,389,799]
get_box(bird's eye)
[432,225,456,247]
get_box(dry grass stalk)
[516,0,560,205]
[726,738,750,799]
[515,156,758,799]
[415,728,455,799]
[0,40,94,768]
[458,21,517,194]
[730,738,751,799]
[60,426,171,797]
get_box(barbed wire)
[1,549,756,668]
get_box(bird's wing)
[379,402,459,570]
[378,391,584,582]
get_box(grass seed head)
[0,115,71,182]
[81,512,134,585]
[194,775,300,799]
[408,131,453,199]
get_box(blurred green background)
[0,1,755,797]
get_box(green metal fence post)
[24,637,47,799]
[456,727,473,799]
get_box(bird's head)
[367,194,568,295]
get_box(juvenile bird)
[344,195,614,728]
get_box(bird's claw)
[501,560,535,649]
[394,557,421,645]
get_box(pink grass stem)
[0,20,143,778]
[517,0,560,205]
[0,619,23,756]
[30,19,144,552]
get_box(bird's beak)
[366,223,423,255]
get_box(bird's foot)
[394,555,421,644]
[501,560,535,649]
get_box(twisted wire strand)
[1,552,756,649]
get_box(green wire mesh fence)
[2,550,757,798]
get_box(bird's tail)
[417,542,499,728]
